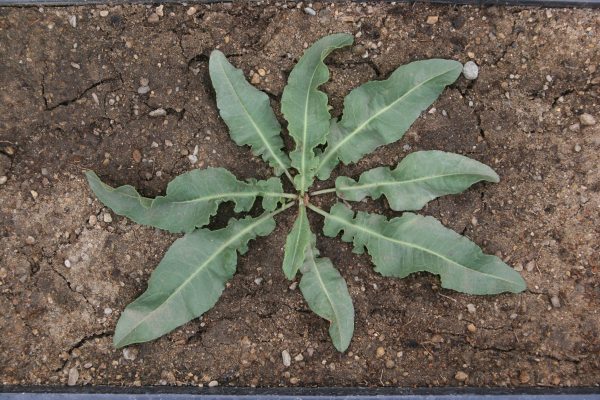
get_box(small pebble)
[386,360,395,368]
[103,213,112,223]
[579,113,596,126]
[68,15,76,28]
[569,123,580,132]
[123,348,138,361]
[574,145,581,152]
[88,215,97,225]
[376,347,385,357]
[68,368,79,386]
[0,176,7,185]
[551,295,561,308]
[156,5,164,17]
[289,282,298,290]
[64,259,71,268]
[467,323,476,332]
[5,146,14,155]
[186,7,197,15]
[455,371,469,382]
[149,108,166,117]
[188,155,198,164]
[41,168,49,176]
[165,140,173,147]
[467,304,476,313]
[104,308,112,315]
[251,74,260,84]
[208,380,218,387]
[99,10,109,17]
[546,75,553,82]
[290,377,299,384]
[304,7,316,15]
[514,263,523,272]
[25,236,35,245]
[30,190,38,199]
[294,353,304,361]
[133,149,142,163]
[282,350,291,367]
[352,45,367,54]
[471,217,478,226]
[140,78,149,86]
[526,260,536,272]
[138,86,150,94]
[257,69,266,77]
[520,371,531,384]
[426,15,438,24]
[147,13,159,23]
[463,61,479,80]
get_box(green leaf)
[335,151,499,211]
[314,203,526,295]
[299,234,354,352]
[113,204,293,348]
[316,59,463,179]
[282,204,311,280]
[281,33,354,194]
[209,50,292,179]
[87,169,291,234]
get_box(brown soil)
[1,1,599,389]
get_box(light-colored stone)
[133,149,142,163]
[68,368,79,386]
[426,16,438,24]
[580,113,596,126]
[463,61,479,80]
[282,350,291,367]
[455,371,468,381]
[376,347,385,357]
[208,380,218,387]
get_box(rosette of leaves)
[87,34,526,352]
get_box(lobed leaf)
[317,203,526,295]
[87,169,287,234]
[113,207,290,348]
[282,205,311,280]
[281,33,354,193]
[299,234,354,352]
[209,50,292,178]
[316,59,463,179]
[335,151,499,211]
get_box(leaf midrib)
[337,172,492,192]
[316,66,458,173]
[307,204,519,286]
[118,203,293,346]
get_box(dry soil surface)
[0,1,599,389]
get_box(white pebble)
[0,176,7,185]
[104,308,112,315]
[138,86,150,94]
[428,107,436,114]
[551,296,561,308]
[68,15,77,28]
[99,10,109,17]
[188,155,198,164]
[467,304,476,313]
[103,213,112,223]
[579,113,596,126]
[254,277,263,285]
[574,145,582,152]
[67,368,79,386]
[64,259,71,268]
[208,380,218,387]
[304,7,316,15]
[186,7,197,15]
[462,61,479,80]
[282,350,291,367]
[149,108,166,117]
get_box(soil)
[1,0,599,389]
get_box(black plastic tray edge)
[0,0,599,7]
[1,385,600,398]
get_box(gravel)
[304,7,316,15]
[551,295,561,308]
[67,368,79,386]
[149,108,166,117]
[455,371,468,381]
[462,61,479,80]
[133,149,142,163]
[138,86,150,94]
[579,113,596,126]
[282,350,291,367]
[148,13,159,23]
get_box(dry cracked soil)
[0,0,599,389]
